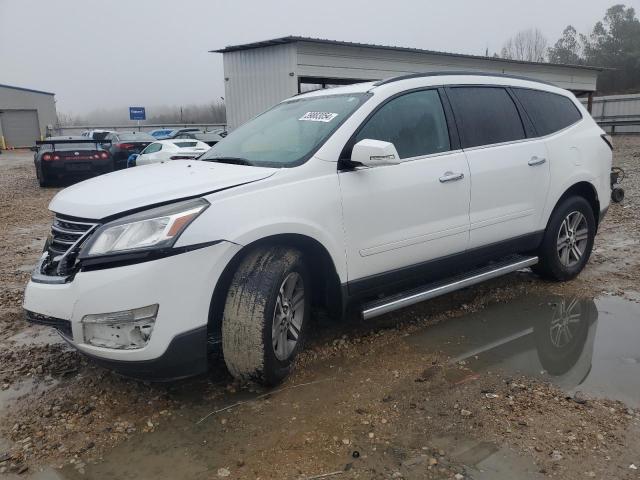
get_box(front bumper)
[23,241,241,379]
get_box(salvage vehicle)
[133,139,210,166]
[102,131,155,170]
[23,73,612,385]
[172,131,225,146]
[33,137,113,187]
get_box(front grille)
[25,310,73,339]
[40,216,99,277]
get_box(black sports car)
[33,137,113,187]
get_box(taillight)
[601,134,613,151]
[93,153,100,159]
[117,143,135,149]
[100,152,109,159]
[42,153,52,161]
[53,154,60,161]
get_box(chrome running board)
[361,255,538,320]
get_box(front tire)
[222,246,310,385]
[534,196,596,281]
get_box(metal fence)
[581,93,640,134]
[53,123,227,136]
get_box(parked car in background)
[164,127,202,139]
[81,129,116,141]
[103,131,155,169]
[148,129,176,140]
[24,73,612,385]
[134,139,210,166]
[33,137,112,187]
[172,131,225,146]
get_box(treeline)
[500,4,640,94]
[58,101,226,126]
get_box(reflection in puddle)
[407,295,640,408]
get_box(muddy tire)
[222,246,310,385]
[533,196,596,281]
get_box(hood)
[49,161,276,219]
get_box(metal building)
[0,83,57,148]
[581,93,640,134]
[212,36,602,130]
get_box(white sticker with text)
[299,112,339,122]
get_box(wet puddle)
[406,294,640,408]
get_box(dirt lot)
[0,139,639,479]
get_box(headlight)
[80,198,208,258]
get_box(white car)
[135,139,210,166]
[24,73,612,385]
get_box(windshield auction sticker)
[299,112,339,122]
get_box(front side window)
[142,143,162,154]
[512,88,582,136]
[447,87,525,148]
[354,89,450,159]
[200,93,369,167]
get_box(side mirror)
[351,139,401,168]
[30,146,39,152]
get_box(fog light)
[82,304,158,350]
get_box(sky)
[0,0,636,115]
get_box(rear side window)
[512,88,582,136]
[447,87,525,148]
[354,89,450,159]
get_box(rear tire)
[222,246,310,385]
[36,164,50,187]
[533,196,596,281]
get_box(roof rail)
[373,71,557,88]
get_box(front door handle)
[439,171,465,183]
[528,156,547,166]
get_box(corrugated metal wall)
[581,93,640,134]
[295,42,597,93]
[223,43,297,130]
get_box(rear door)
[446,86,550,249]
[339,89,471,291]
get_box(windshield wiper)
[203,156,254,166]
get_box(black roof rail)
[373,71,557,88]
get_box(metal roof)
[211,36,603,72]
[0,83,55,96]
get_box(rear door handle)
[528,156,547,166]
[439,171,465,183]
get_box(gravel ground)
[0,139,639,478]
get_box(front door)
[338,89,471,292]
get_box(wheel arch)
[548,181,601,232]
[207,234,344,345]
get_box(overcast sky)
[0,0,636,115]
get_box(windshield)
[200,93,369,167]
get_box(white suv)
[24,73,612,384]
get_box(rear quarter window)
[174,141,198,148]
[447,87,526,149]
[512,88,582,136]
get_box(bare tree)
[501,28,549,62]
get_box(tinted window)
[174,141,198,148]
[354,90,450,159]
[447,87,525,148]
[513,88,582,136]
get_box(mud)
[0,137,639,479]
